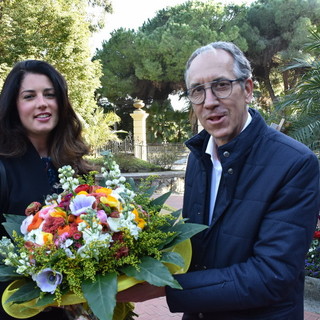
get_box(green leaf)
[126,177,137,193]
[121,256,182,289]
[82,273,117,320]
[150,191,171,208]
[0,265,22,281]
[163,222,208,249]
[161,251,184,268]
[170,209,183,220]
[2,214,25,238]
[144,184,158,197]
[5,280,41,304]
[35,294,55,307]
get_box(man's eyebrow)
[189,78,223,88]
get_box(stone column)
[130,100,149,161]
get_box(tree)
[95,1,248,105]
[276,30,320,154]
[240,0,320,107]
[96,0,320,121]
[146,101,191,143]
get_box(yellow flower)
[50,208,67,219]
[101,195,120,210]
[77,191,88,195]
[43,232,53,244]
[96,188,112,195]
[133,208,146,229]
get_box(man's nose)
[203,87,219,108]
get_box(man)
[118,42,320,319]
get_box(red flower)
[42,216,66,234]
[58,193,73,210]
[25,202,42,216]
[115,246,129,259]
[74,184,90,193]
[314,230,320,239]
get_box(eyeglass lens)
[188,80,235,104]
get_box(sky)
[90,0,253,51]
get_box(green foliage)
[146,100,191,143]
[83,109,122,156]
[113,154,163,173]
[276,30,320,153]
[95,0,320,124]
[240,0,320,106]
[94,1,247,105]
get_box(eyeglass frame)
[185,78,245,105]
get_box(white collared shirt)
[205,111,252,224]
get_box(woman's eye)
[23,94,34,100]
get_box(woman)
[0,60,92,319]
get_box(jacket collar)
[185,108,268,162]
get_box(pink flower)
[97,210,107,223]
[39,205,57,220]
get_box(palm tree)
[276,30,320,155]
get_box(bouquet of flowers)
[0,153,207,320]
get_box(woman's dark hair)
[0,60,91,174]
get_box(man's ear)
[244,78,254,104]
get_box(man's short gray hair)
[185,41,252,85]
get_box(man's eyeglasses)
[185,78,244,105]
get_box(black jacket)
[0,143,67,320]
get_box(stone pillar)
[130,100,149,161]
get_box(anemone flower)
[69,194,96,216]
[32,268,62,294]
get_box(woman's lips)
[34,113,51,121]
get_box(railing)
[102,132,188,169]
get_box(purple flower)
[32,268,62,294]
[69,194,96,216]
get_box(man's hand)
[117,282,166,303]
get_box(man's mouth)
[207,114,226,122]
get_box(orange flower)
[58,225,70,236]
[27,212,44,232]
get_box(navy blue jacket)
[166,108,320,319]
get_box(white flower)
[24,229,45,245]
[20,215,34,235]
[107,217,121,232]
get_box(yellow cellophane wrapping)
[2,239,191,319]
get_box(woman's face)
[17,73,59,142]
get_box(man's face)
[186,49,253,146]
